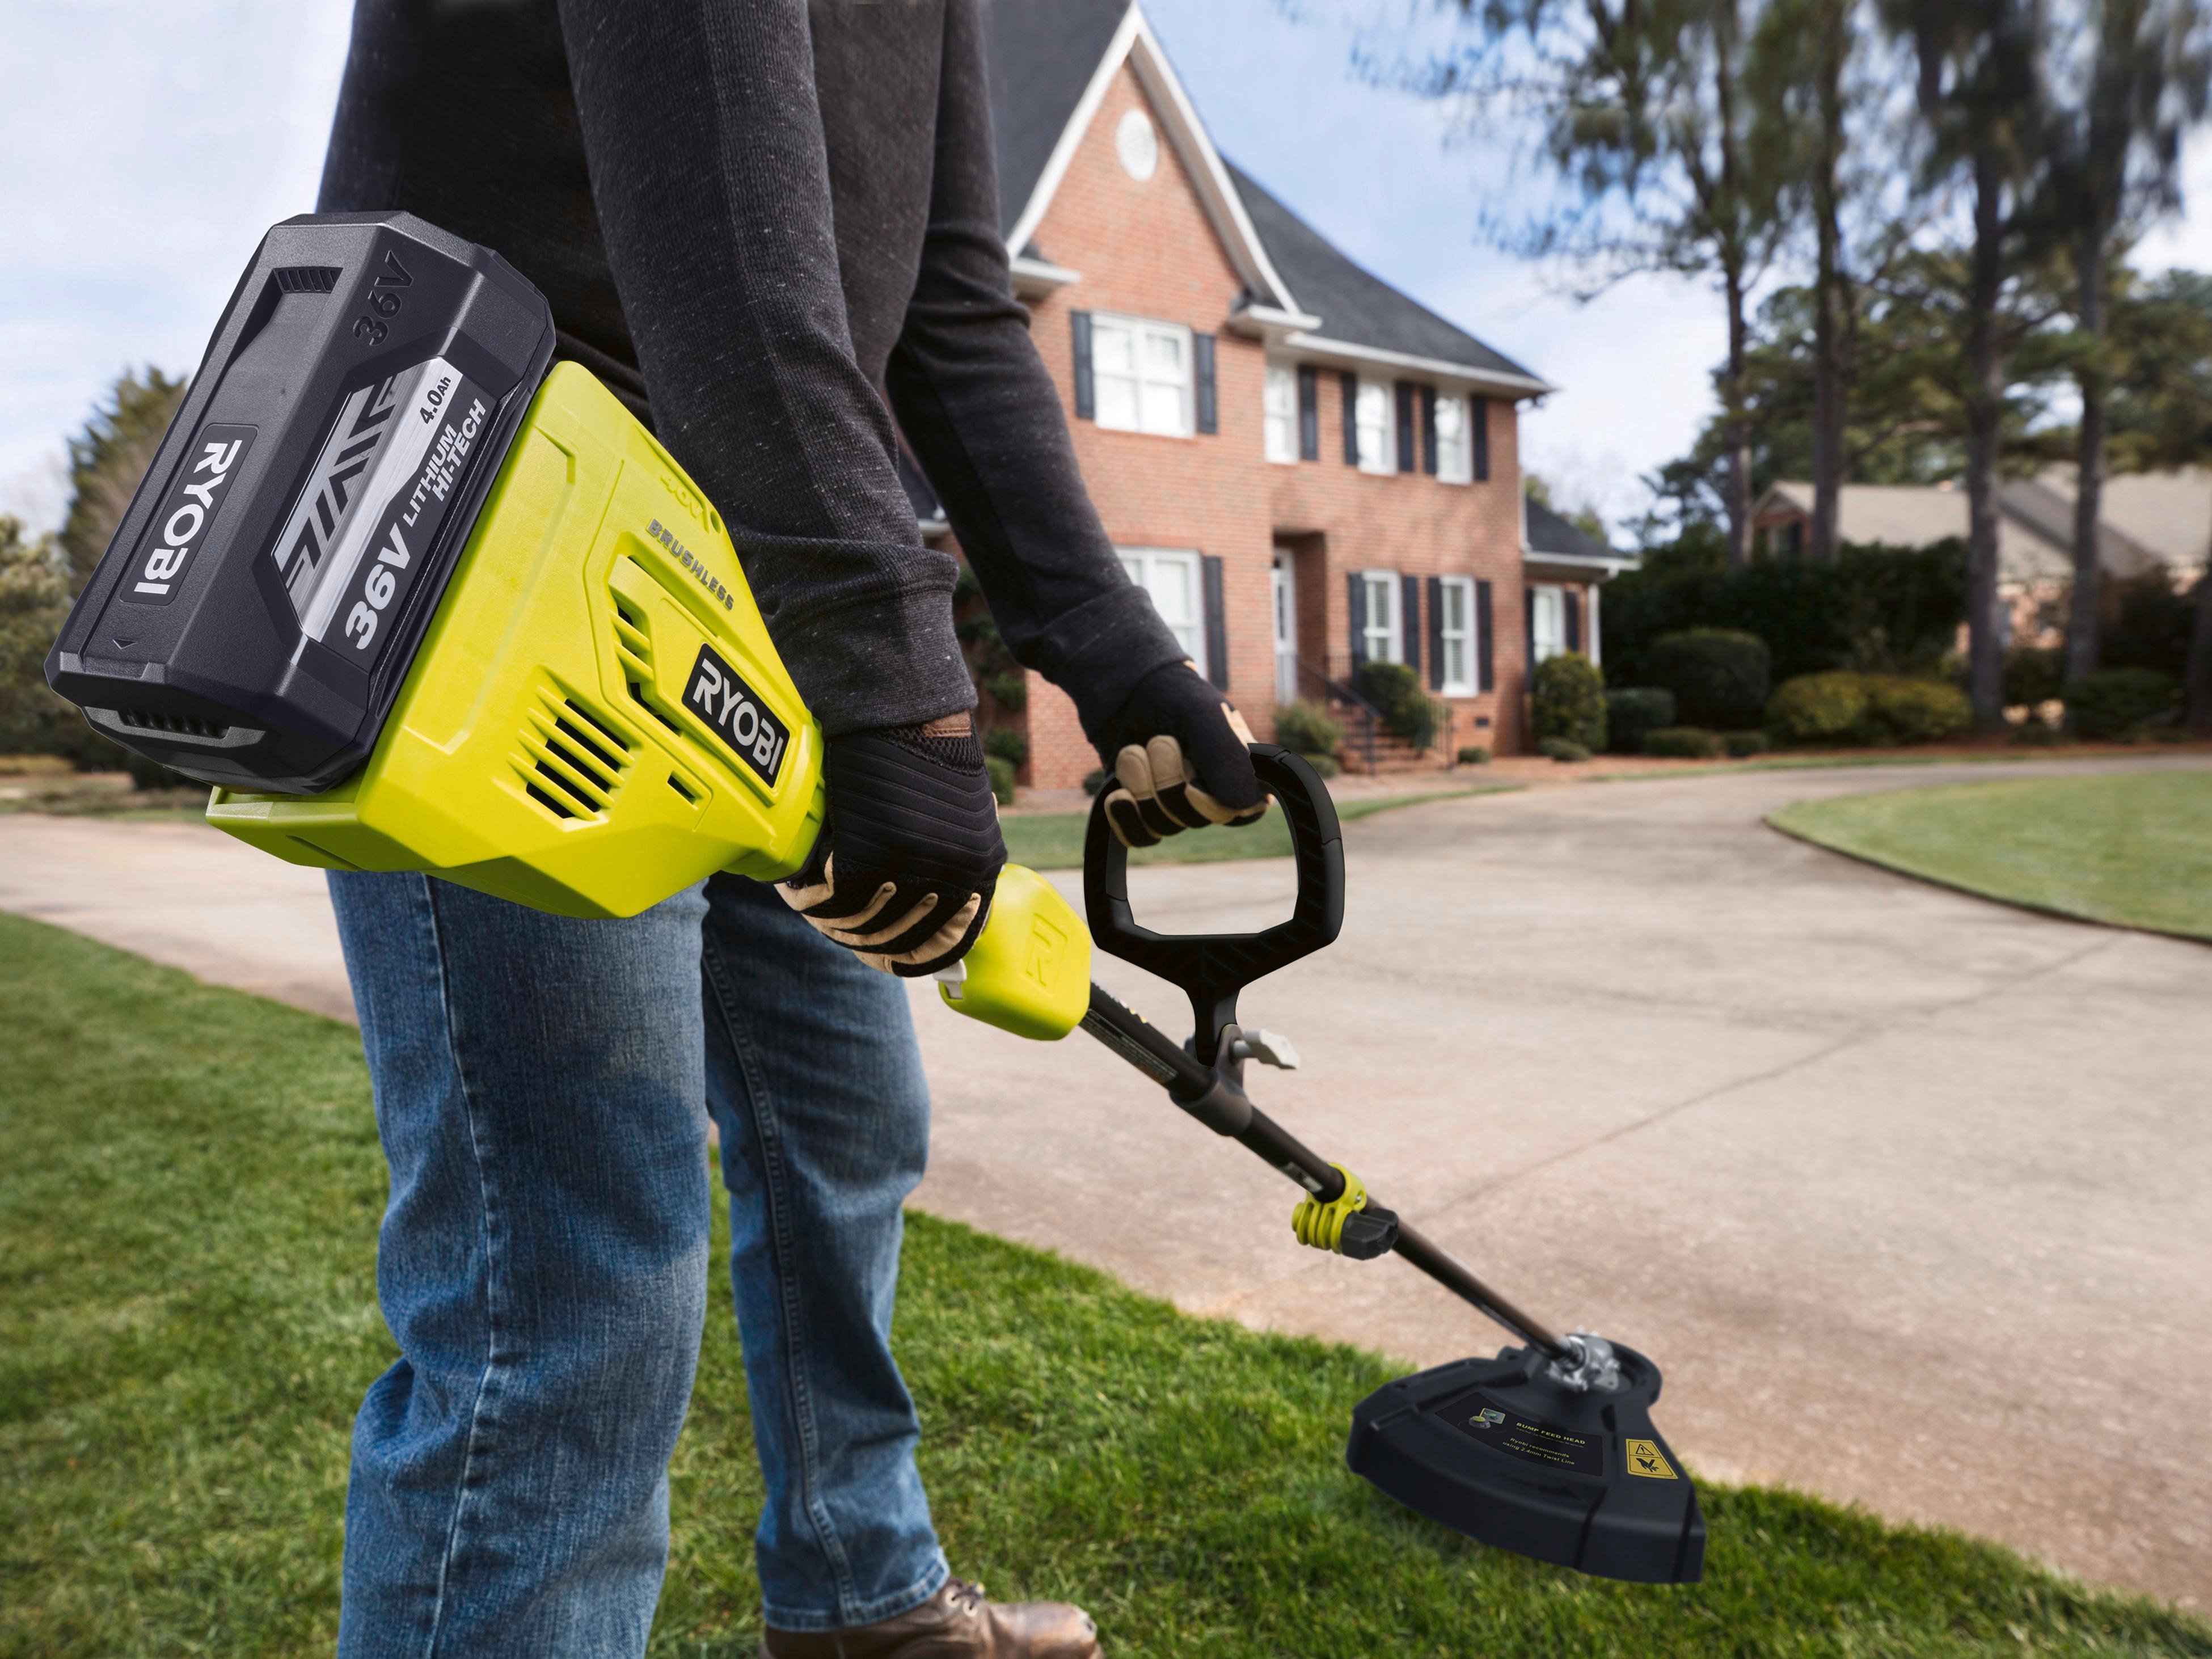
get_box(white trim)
[1360,568,1402,665]
[1118,546,1208,676]
[1225,299,1324,343]
[1436,574,1477,696]
[1523,549,1636,579]
[1090,311,1195,437]
[1008,255,1082,299]
[1006,5,1144,264]
[1003,3,1303,318]
[1281,331,1555,399]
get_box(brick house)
[920,0,1619,786]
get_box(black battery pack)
[46,212,555,792]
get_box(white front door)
[1272,555,1298,704]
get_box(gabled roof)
[981,0,1132,246]
[976,0,1550,396]
[1225,163,1544,392]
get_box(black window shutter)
[1473,395,1490,481]
[1346,571,1367,666]
[1202,555,1229,689]
[1297,366,1319,461]
[1395,382,1417,472]
[1524,582,1536,670]
[1477,579,1496,692]
[1341,372,1360,466]
[1426,576,1446,689]
[1071,311,1095,420]
[1564,589,1582,655]
[1194,334,1218,434]
[1401,573,1421,673]
[1421,387,1439,475]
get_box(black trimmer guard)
[1346,1340,1706,1584]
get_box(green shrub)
[985,755,1017,805]
[2066,667,2181,738]
[1538,736,1590,763]
[1456,744,1492,766]
[1357,661,1443,750]
[2003,645,2065,710]
[983,728,1028,766]
[1603,687,1675,754]
[1643,726,1724,759]
[1864,676,1971,744]
[984,672,1028,711]
[2009,719,2063,746]
[1273,700,1344,757]
[1601,533,1967,684]
[1082,767,1110,796]
[1723,730,1770,757]
[1647,628,1770,729]
[1301,752,1341,778]
[1531,651,1606,752]
[1767,672,1872,744]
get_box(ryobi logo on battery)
[128,424,255,605]
[686,644,790,785]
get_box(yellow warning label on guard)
[1624,1438,1678,1480]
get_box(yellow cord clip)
[1291,1163,1369,1255]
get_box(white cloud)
[0,0,353,529]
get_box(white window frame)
[1437,575,1476,695]
[1354,377,1394,475]
[1433,391,1473,485]
[1272,553,1299,704]
[1263,362,1297,465]
[1530,583,1567,665]
[1119,546,1208,677]
[1360,569,1402,664]
[1091,312,1193,438]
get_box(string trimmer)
[49,212,1703,1584]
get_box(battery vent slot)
[272,265,341,293]
[120,708,231,741]
[515,686,633,823]
[611,584,686,738]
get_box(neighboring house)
[1751,475,2203,645]
[921,0,1598,784]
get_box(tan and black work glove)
[780,714,1006,976]
[1094,661,1269,849]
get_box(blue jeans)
[328,870,947,1657]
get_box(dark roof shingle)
[980,0,1132,242]
[1525,497,1613,560]
[1226,163,1539,385]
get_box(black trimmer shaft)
[1078,983,1569,1364]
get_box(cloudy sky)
[7,0,2212,539]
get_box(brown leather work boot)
[760,1577,1100,1659]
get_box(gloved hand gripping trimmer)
[50,212,1699,1581]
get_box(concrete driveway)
[3,755,2207,1607]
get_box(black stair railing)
[1291,655,1383,775]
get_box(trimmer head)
[1346,1339,1705,1584]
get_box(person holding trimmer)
[315,2,1261,1654]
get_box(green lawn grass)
[5,915,2207,1657]
[1001,785,1516,870]
[1770,770,2212,942]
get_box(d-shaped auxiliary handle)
[1083,742,1345,1059]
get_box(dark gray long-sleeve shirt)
[317,0,1181,737]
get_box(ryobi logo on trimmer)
[686,644,790,785]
